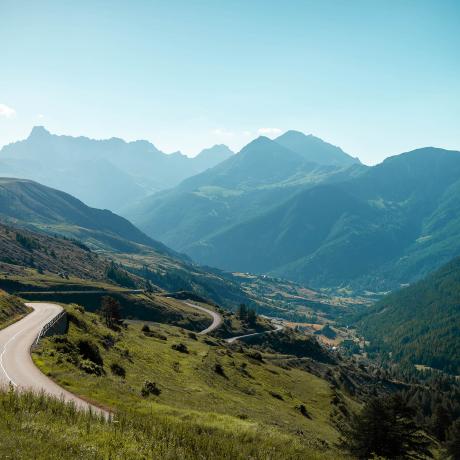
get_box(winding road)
[0,302,107,415]
[0,299,279,416]
[0,300,223,414]
[226,323,284,344]
[182,301,223,334]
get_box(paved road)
[0,302,108,416]
[182,301,223,334]
[226,323,284,344]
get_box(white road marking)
[0,328,25,386]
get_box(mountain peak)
[275,130,360,167]
[29,125,50,138]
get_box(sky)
[0,0,459,164]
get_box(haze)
[1,0,459,164]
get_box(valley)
[0,129,458,460]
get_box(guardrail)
[33,311,67,347]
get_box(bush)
[77,339,103,366]
[214,363,226,377]
[246,350,263,362]
[101,334,116,350]
[269,391,284,401]
[141,324,151,333]
[297,404,311,419]
[79,359,104,376]
[110,363,126,378]
[171,343,188,354]
[141,381,161,397]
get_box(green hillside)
[31,305,362,458]
[0,177,177,255]
[137,146,460,292]
[357,256,460,374]
[0,388,332,460]
[0,290,30,328]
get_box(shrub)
[141,324,151,333]
[171,343,188,354]
[79,359,104,376]
[188,332,197,340]
[77,339,103,366]
[297,404,311,419]
[110,363,126,378]
[269,391,284,401]
[141,381,161,397]
[101,334,116,350]
[74,305,85,314]
[214,363,226,377]
[246,350,263,362]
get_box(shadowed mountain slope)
[357,255,460,374]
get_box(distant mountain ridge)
[128,143,460,291]
[275,130,360,167]
[0,177,177,256]
[0,127,234,211]
[125,133,364,250]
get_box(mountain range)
[126,134,460,292]
[0,126,234,211]
[0,176,323,314]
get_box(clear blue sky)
[1,0,459,163]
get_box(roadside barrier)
[32,311,68,347]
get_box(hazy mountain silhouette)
[0,127,234,211]
[129,144,460,291]
[275,130,360,166]
[125,134,364,249]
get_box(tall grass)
[0,385,340,459]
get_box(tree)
[432,404,451,442]
[341,393,432,459]
[100,296,122,329]
[247,308,257,327]
[446,419,460,460]
[237,303,248,320]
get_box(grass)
[0,385,342,459]
[0,289,31,329]
[32,305,348,458]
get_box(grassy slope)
[0,388,337,460]
[0,289,30,329]
[32,306,346,458]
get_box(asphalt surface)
[182,301,223,334]
[0,302,108,416]
[226,323,284,344]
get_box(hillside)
[0,184,338,319]
[0,222,112,282]
[0,290,30,328]
[0,126,234,211]
[138,146,460,291]
[29,304,404,458]
[126,134,363,252]
[0,387,331,460]
[0,177,177,256]
[357,256,460,375]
